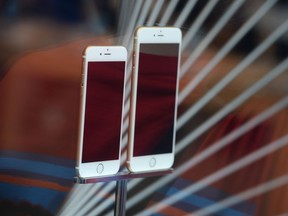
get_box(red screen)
[133,44,179,156]
[82,61,125,163]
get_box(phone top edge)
[84,46,127,58]
[135,28,182,44]
[84,45,127,50]
[135,26,182,37]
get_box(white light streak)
[117,0,134,41]
[159,0,179,25]
[62,184,103,216]
[174,0,198,27]
[176,56,288,154]
[76,182,116,216]
[139,134,288,215]
[87,183,117,216]
[181,0,220,49]
[57,184,83,215]
[122,0,144,47]
[177,19,288,130]
[126,95,288,211]
[191,174,288,216]
[178,0,278,104]
[146,0,165,26]
[180,0,246,77]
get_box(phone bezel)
[76,46,127,178]
[128,27,182,172]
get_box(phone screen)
[133,43,179,157]
[82,61,125,163]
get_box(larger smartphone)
[127,27,182,172]
[76,46,127,178]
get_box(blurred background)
[0,0,288,215]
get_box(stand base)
[74,169,173,216]
[74,169,173,184]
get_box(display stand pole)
[114,179,127,216]
[75,169,172,216]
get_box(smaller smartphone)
[76,46,127,178]
[127,27,182,172]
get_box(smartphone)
[76,46,127,178]
[127,27,182,172]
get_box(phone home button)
[149,157,156,168]
[97,163,104,174]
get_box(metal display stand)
[74,169,172,216]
